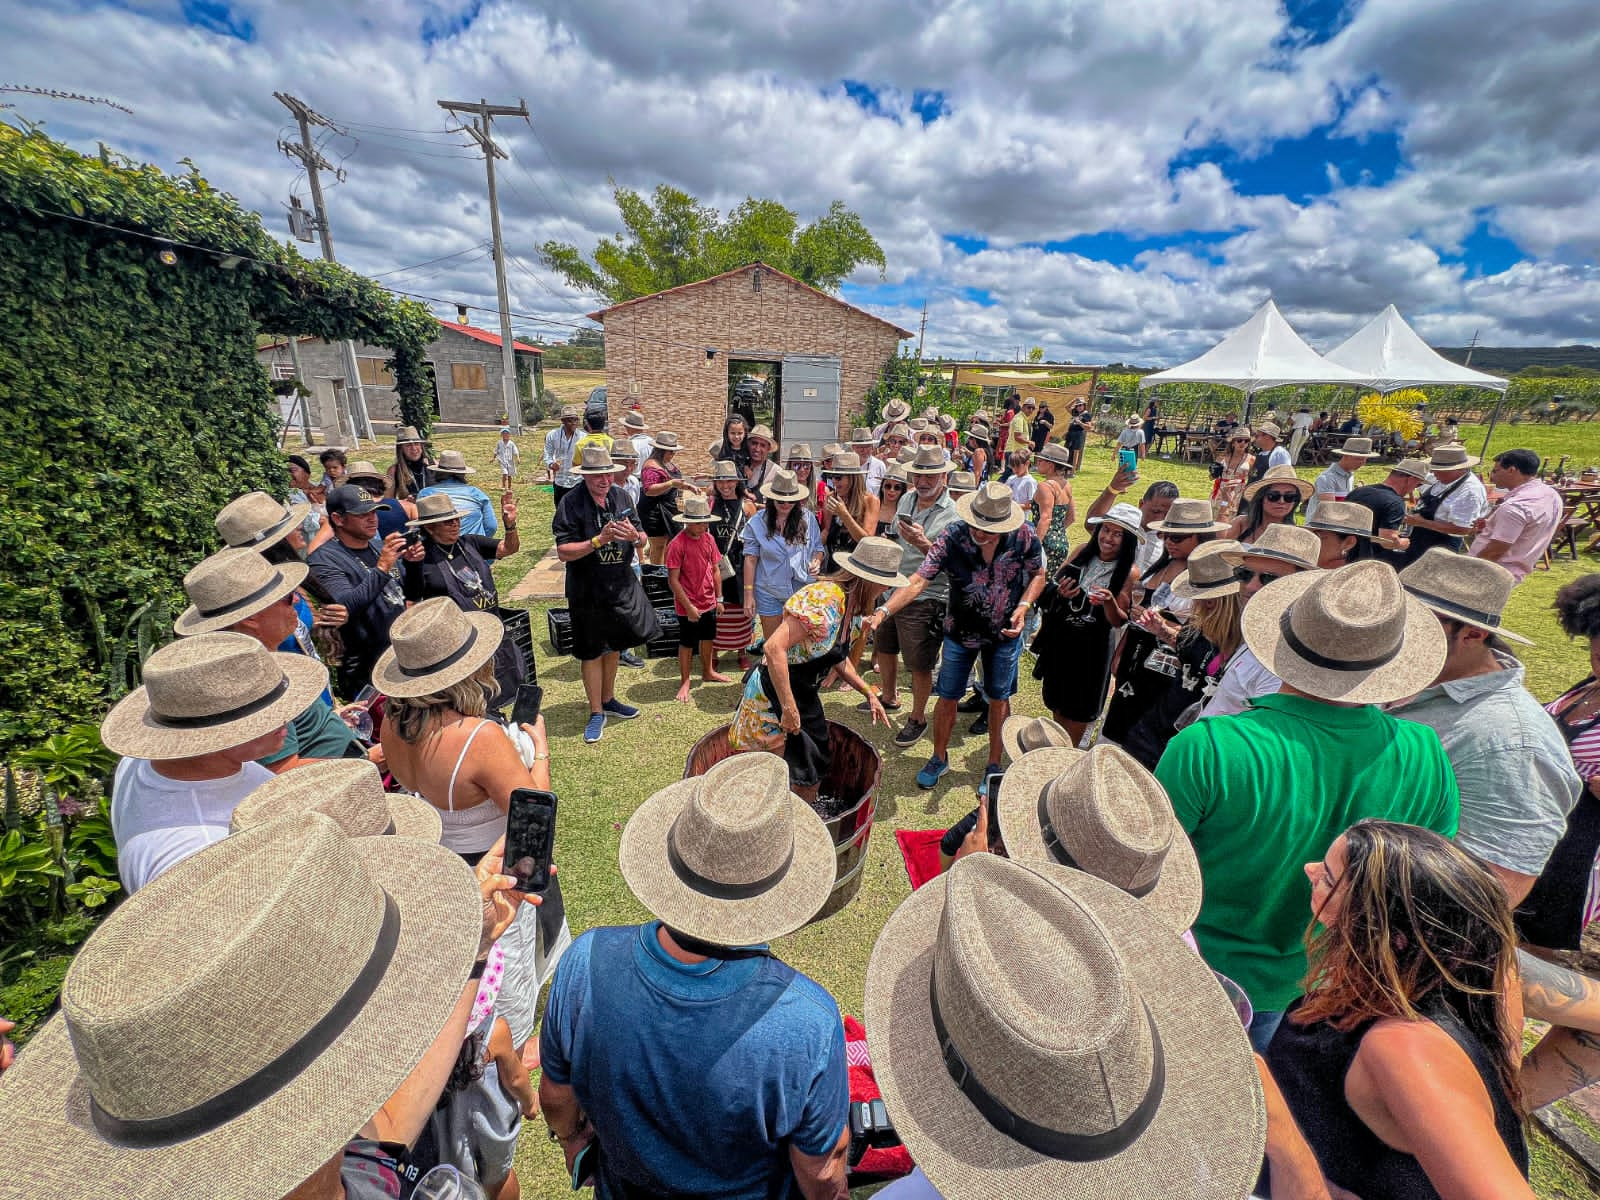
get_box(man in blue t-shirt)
[539,753,850,1199]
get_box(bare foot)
[675,683,692,703]
[704,670,733,683]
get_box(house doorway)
[727,358,779,437]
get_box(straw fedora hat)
[1399,547,1532,645]
[1333,436,1379,460]
[822,442,845,460]
[610,441,638,460]
[558,405,580,421]
[746,424,775,446]
[1428,442,1480,470]
[622,411,647,432]
[1304,500,1375,540]
[922,405,941,421]
[835,536,911,589]
[214,491,310,552]
[896,446,920,465]
[937,414,957,434]
[1037,443,1072,469]
[1256,420,1283,440]
[229,759,443,841]
[407,493,465,527]
[1147,497,1230,536]
[864,854,1264,1200]
[1125,414,1142,427]
[648,431,685,453]
[851,427,879,446]
[883,398,912,423]
[574,445,623,475]
[786,442,818,463]
[672,493,719,524]
[760,468,811,503]
[395,424,426,445]
[884,422,913,443]
[967,426,992,446]
[1242,465,1313,502]
[947,471,978,496]
[432,450,475,476]
[344,460,387,489]
[618,752,835,945]
[370,596,504,699]
[0,811,479,1199]
[100,632,327,761]
[1389,458,1430,480]
[908,417,930,432]
[826,451,866,476]
[956,482,1024,534]
[174,547,308,636]
[881,461,909,487]
[1086,501,1144,538]
[906,446,955,475]
[1242,559,1447,704]
[710,459,741,481]
[1000,715,1075,763]
[1238,523,1322,573]
[1170,540,1245,601]
[997,744,1201,932]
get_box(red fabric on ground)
[843,1015,914,1180]
[894,828,945,890]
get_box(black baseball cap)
[325,485,391,517]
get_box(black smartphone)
[404,529,423,548]
[983,770,1004,829]
[511,682,544,730]
[504,788,557,894]
[570,1139,601,1190]
[1056,562,1082,588]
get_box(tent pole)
[1479,393,1506,461]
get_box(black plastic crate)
[546,608,574,656]
[498,607,536,684]
[640,564,675,608]
[646,607,680,658]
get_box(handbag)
[718,553,736,582]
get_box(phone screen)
[511,683,544,730]
[504,788,557,893]
[570,1139,600,1190]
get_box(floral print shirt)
[917,522,1044,648]
[730,582,846,752]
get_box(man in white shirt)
[620,409,653,465]
[1307,436,1378,521]
[1247,422,1293,484]
[1200,525,1321,718]
[543,405,583,513]
[1287,406,1314,463]
[100,631,328,893]
[849,427,886,496]
[1403,442,1488,564]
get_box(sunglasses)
[1261,490,1300,504]
[1234,567,1285,586]
[1160,531,1198,542]
[1230,438,1250,445]
[882,480,907,490]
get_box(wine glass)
[412,1165,487,1200]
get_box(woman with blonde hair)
[820,451,878,574]
[1264,820,1532,1199]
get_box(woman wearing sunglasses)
[1211,428,1254,520]
[1227,464,1313,544]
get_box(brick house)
[258,320,543,441]
[589,263,912,472]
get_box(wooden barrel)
[684,721,882,924]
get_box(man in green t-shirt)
[1155,560,1459,1052]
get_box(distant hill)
[1432,345,1600,375]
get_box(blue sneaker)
[583,712,606,744]
[602,698,640,720]
[916,756,950,790]
[619,650,646,669]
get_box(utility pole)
[1464,329,1480,367]
[916,301,928,362]
[274,91,374,443]
[438,96,529,435]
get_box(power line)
[520,112,585,212]
[367,242,491,278]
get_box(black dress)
[1519,678,1600,948]
[401,535,527,706]
[711,495,749,609]
[1263,996,1527,1199]
[1118,632,1217,769]
[1033,556,1122,722]
[552,486,660,659]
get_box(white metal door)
[779,354,843,452]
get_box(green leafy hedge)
[0,123,438,752]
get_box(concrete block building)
[258,319,543,443]
[589,263,911,472]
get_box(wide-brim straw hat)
[618,751,835,945]
[370,596,503,699]
[1333,437,1379,460]
[1242,559,1447,704]
[864,854,1264,1200]
[1304,500,1375,540]
[825,451,866,476]
[1170,540,1245,600]
[786,443,818,463]
[0,811,478,1200]
[229,759,442,841]
[997,745,1201,933]
[1428,442,1480,469]
[1242,465,1313,502]
[956,482,1025,533]
[760,468,811,503]
[881,462,909,486]
[1126,414,1142,427]
[395,425,426,445]
[746,424,775,447]
[575,446,624,475]
[648,431,685,453]
[623,412,647,431]
[1256,421,1283,439]
[1000,715,1076,763]
[1146,498,1229,536]
[850,427,879,446]
[883,399,912,423]
[101,632,328,760]
[343,461,387,490]
[433,449,476,476]
[711,460,741,481]
[906,446,955,475]
[836,536,911,588]
[1037,443,1072,468]
[1087,502,1145,537]
[937,414,957,434]
[1238,523,1322,573]
[408,492,465,527]
[559,405,580,421]
[215,491,310,553]
[1389,458,1430,480]
[1399,547,1532,645]
[175,548,308,637]
[884,422,914,443]
[672,494,719,524]
[947,471,978,495]
[822,442,846,459]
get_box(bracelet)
[590,535,602,549]
[468,959,487,980]
[1017,600,1031,609]
[530,750,549,762]
[505,522,518,531]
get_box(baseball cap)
[325,485,391,517]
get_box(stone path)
[506,547,567,603]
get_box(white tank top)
[434,719,505,855]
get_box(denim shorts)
[934,635,1024,702]
[755,588,791,618]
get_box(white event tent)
[1325,305,1508,395]
[1138,300,1369,419]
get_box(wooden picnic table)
[1556,485,1600,559]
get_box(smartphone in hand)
[511,683,544,730]
[504,788,557,894]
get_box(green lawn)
[425,419,1600,1197]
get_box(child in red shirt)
[665,495,731,701]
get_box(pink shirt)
[1470,477,1564,581]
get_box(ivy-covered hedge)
[0,123,438,752]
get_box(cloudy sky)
[5,0,1599,364]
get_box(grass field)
[540,368,607,407]
[431,418,1600,1196]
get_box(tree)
[1027,346,1044,363]
[542,184,886,303]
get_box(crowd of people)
[4,392,1600,1200]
